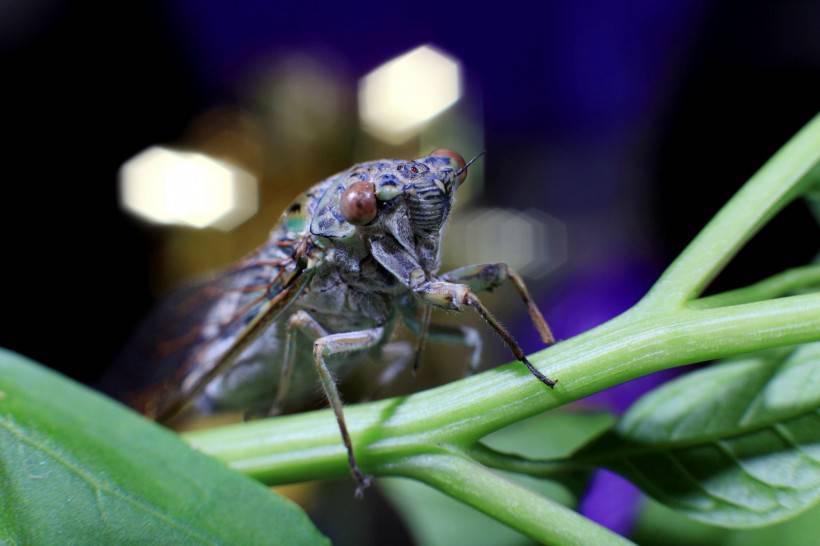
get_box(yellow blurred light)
[358,45,462,144]
[119,146,258,231]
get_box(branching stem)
[186,292,820,487]
[379,453,635,546]
[183,114,820,545]
[636,114,820,311]
[690,263,820,309]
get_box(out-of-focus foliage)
[576,343,820,528]
[634,495,820,546]
[0,350,327,546]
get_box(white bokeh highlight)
[358,45,462,144]
[119,146,258,231]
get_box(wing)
[154,263,314,422]
[103,243,310,416]
[103,177,335,420]
[106,190,330,419]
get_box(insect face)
[369,148,469,235]
[376,149,470,271]
[310,149,471,273]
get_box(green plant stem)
[185,292,820,485]
[690,264,820,309]
[378,453,635,546]
[638,114,820,311]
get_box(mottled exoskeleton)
[130,149,556,496]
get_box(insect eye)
[430,148,468,184]
[340,181,378,225]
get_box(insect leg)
[415,281,557,388]
[368,238,555,386]
[412,305,432,373]
[401,308,482,374]
[441,263,555,344]
[313,325,385,498]
[268,310,328,416]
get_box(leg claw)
[354,474,374,499]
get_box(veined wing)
[105,235,313,420]
[105,179,331,419]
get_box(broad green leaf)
[632,494,820,546]
[575,343,820,528]
[482,409,615,461]
[481,409,614,499]
[0,350,328,545]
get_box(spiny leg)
[313,324,385,498]
[464,292,556,387]
[268,310,327,416]
[416,281,557,388]
[441,263,554,344]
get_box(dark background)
[1,0,819,542]
[3,0,818,383]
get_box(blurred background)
[2,0,819,544]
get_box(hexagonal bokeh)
[358,44,462,144]
[119,146,258,231]
[442,207,567,279]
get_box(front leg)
[441,263,554,344]
[415,280,557,388]
[368,237,556,387]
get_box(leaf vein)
[716,440,798,496]
[773,421,820,465]
[0,417,218,545]
[663,450,767,512]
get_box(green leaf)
[482,409,614,499]
[630,495,729,546]
[632,494,820,546]
[482,409,616,461]
[0,350,328,546]
[575,343,820,528]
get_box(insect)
[124,149,556,497]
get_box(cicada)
[120,149,556,496]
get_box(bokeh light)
[358,45,462,144]
[443,208,567,279]
[119,146,258,231]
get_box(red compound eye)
[430,148,467,183]
[340,181,377,225]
